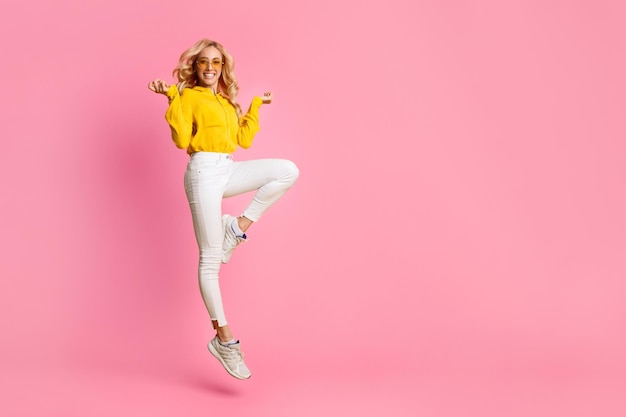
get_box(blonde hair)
[172,39,242,118]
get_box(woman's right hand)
[148,79,170,95]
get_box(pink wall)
[2,0,626,415]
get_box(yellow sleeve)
[165,85,193,150]
[236,96,264,149]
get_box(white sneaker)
[208,336,252,380]
[222,214,246,263]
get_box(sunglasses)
[195,58,224,70]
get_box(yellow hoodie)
[165,85,263,155]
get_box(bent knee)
[283,160,300,184]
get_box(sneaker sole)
[208,342,251,380]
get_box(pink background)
[2,0,626,415]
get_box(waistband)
[189,151,233,161]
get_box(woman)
[148,39,299,380]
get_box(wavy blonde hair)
[172,39,242,118]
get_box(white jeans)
[184,152,299,327]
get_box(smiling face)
[194,46,223,91]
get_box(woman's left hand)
[261,92,273,104]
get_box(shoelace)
[221,344,245,363]
[224,229,245,248]
[224,230,246,246]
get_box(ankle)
[217,331,233,342]
[237,216,253,233]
